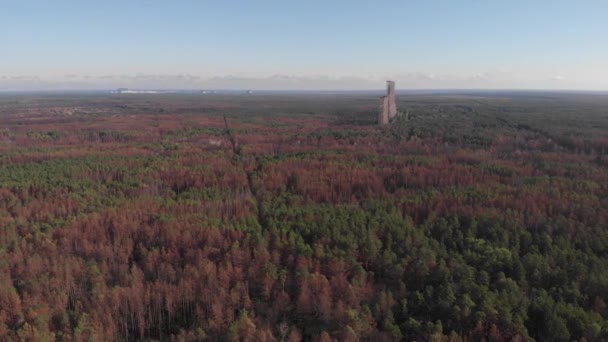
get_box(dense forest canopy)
[0,92,607,341]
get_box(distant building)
[111,88,170,94]
[111,88,129,94]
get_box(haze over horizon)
[2,0,607,91]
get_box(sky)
[1,0,607,90]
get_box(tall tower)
[379,80,397,125]
[386,81,397,119]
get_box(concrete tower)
[379,95,389,125]
[379,80,397,125]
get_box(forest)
[0,91,607,341]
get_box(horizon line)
[1,88,608,94]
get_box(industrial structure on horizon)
[379,81,397,125]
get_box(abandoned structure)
[379,80,397,125]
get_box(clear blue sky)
[1,0,607,90]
